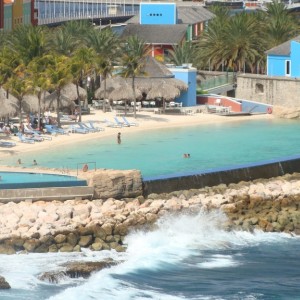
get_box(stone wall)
[235,74,300,107]
[84,169,143,200]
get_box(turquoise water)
[0,172,78,184]
[4,118,300,178]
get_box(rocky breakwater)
[0,173,300,255]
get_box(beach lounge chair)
[78,122,97,133]
[86,121,105,132]
[45,125,68,135]
[17,133,35,144]
[114,117,129,127]
[24,124,52,140]
[104,119,122,128]
[122,116,139,127]
[0,141,16,147]
[68,125,88,134]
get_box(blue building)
[266,35,300,77]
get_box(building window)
[286,60,291,76]
[255,83,264,94]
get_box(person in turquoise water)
[117,132,121,144]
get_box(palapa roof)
[265,35,300,56]
[95,57,188,101]
[139,56,174,78]
[126,6,214,25]
[146,82,181,101]
[121,24,188,45]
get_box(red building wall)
[197,95,242,112]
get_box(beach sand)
[0,109,274,174]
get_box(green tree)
[8,24,49,65]
[167,41,197,66]
[27,56,51,129]
[263,0,299,48]
[4,63,31,126]
[70,46,96,122]
[118,36,149,118]
[86,28,120,112]
[43,54,73,127]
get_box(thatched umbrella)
[23,94,39,113]
[0,88,19,120]
[61,83,87,102]
[108,84,143,115]
[43,91,75,111]
[146,82,181,113]
[94,77,127,99]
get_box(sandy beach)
[0,109,274,173]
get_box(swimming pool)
[4,118,300,179]
[0,172,87,189]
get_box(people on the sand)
[183,153,190,158]
[17,159,22,165]
[33,160,37,166]
[117,132,121,144]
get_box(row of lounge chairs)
[104,116,139,128]
[68,121,105,134]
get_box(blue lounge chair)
[24,124,52,140]
[122,116,139,127]
[104,119,122,128]
[78,122,97,133]
[17,133,35,144]
[114,117,129,127]
[86,121,105,132]
[45,125,68,135]
[68,125,88,134]
[0,141,16,147]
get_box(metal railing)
[199,73,235,91]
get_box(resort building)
[0,0,37,31]
[266,35,300,78]
[122,2,214,61]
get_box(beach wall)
[236,74,300,107]
[143,155,300,196]
[0,173,299,254]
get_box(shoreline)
[0,110,273,161]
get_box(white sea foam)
[0,210,296,300]
[44,210,295,300]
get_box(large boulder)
[87,169,143,199]
[0,276,11,289]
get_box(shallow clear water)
[0,172,78,184]
[4,118,300,178]
[0,211,299,300]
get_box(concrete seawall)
[143,155,300,196]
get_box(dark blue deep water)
[0,211,299,300]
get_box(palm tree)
[4,63,31,126]
[43,54,73,127]
[70,46,96,122]
[263,0,299,48]
[118,36,150,118]
[27,56,51,130]
[8,24,49,65]
[167,41,197,66]
[223,12,263,72]
[86,28,120,112]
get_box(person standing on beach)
[117,132,121,144]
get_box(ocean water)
[5,118,300,178]
[0,210,299,300]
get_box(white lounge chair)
[86,121,105,132]
[0,141,16,147]
[104,119,122,128]
[68,125,88,134]
[17,133,35,144]
[122,116,139,126]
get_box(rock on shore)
[0,173,299,254]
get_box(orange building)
[0,0,37,31]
